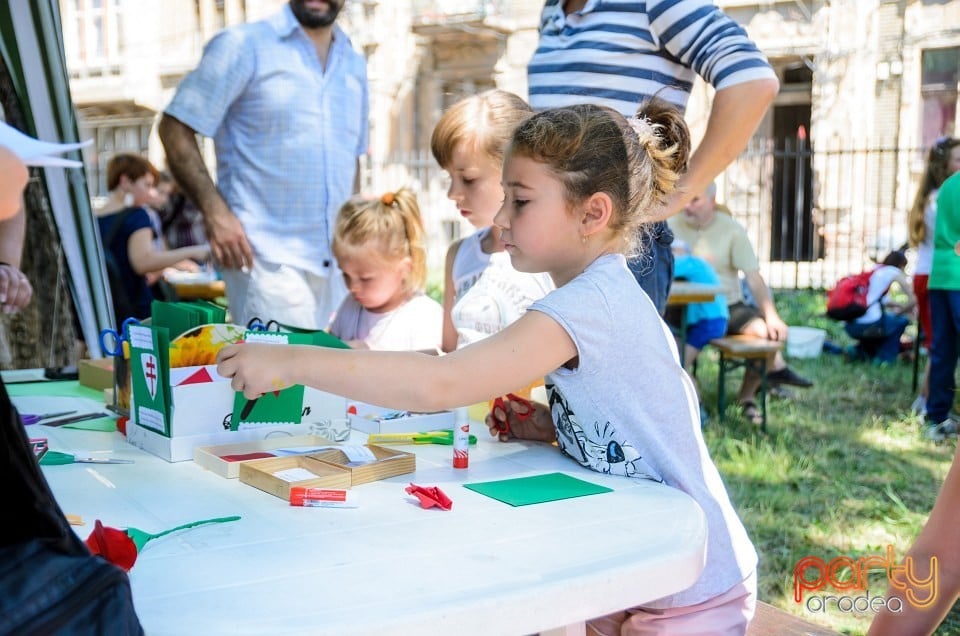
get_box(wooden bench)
[709,335,784,432]
[747,601,840,635]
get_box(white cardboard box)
[347,402,455,434]
[129,385,348,462]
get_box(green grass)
[698,289,958,634]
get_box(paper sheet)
[463,472,613,507]
[11,395,115,431]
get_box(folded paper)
[405,483,453,511]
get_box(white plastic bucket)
[786,326,827,359]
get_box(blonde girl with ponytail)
[328,188,442,352]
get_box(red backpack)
[826,268,877,320]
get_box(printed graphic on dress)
[547,384,662,482]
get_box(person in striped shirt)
[528,0,779,315]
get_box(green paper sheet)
[60,416,117,432]
[310,330,351,349]
[129,324,171,436]
[151,301,204,340]
[7,379,102,400]
[195,300,227,324]
[7,381,117,431]
[463,472,613,506]
[230,385,305,429]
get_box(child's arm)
[888,270,917,315]
[217,309,576,413]
[440,240,462,354]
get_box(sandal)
[738,400,763,426]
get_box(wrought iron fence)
[722,138,925,291]
[363,140,930,291]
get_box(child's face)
[497,154,581,282]
[337,244,412,313]
[443,141,504,230]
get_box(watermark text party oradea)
[794,546,937,614]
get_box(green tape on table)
[7,380,102,399]
[463,472,613,507]
[8,380,117,431]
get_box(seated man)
[669,183,813,424]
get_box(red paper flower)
[84,515,241,571]
[85,519,138,571]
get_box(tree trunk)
[0,56,79,370]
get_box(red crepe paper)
[405,483,453,511]
[85,519,138,571]
[219,452,276,462]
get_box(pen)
[240,397,258,420]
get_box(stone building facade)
[59,0,960,284]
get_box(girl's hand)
[216,343,296,399]
[485,399,556,443]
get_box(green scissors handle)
[367,430,477,445]
[40,451,135,465]
[413,431,477,445]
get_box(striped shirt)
[529,0,776,115]
[165,5,369,276]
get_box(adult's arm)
[0,146,28,222]
[0,210,32,312]
[0,206,25,269]
[158,114,252,270]
[653,78,779,221]
[743,269,787,340]
[868,445,960,634]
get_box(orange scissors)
[490,393,534,435]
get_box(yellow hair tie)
[380,192,396,206]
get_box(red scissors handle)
[491,393,534,435]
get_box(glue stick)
[289,487,358,508]
[453,407,470,469]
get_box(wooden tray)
[308,444,415,486]
[239,455,351,500]
[194,434,336,478]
